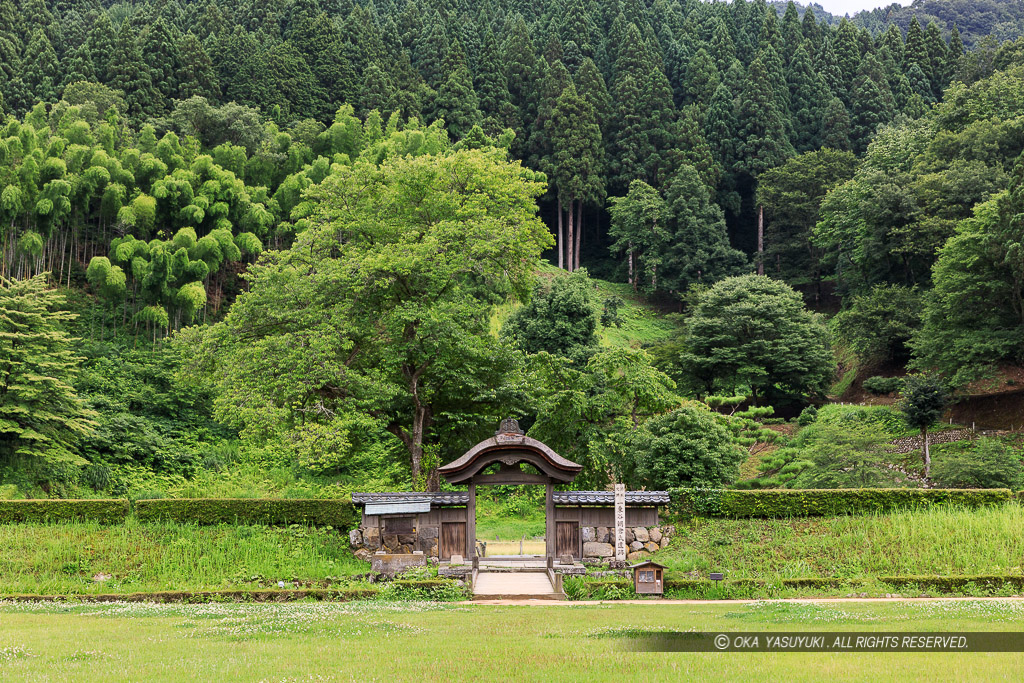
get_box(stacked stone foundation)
[580,524,674,563]
[349,523,673,564]
[349,525,439,563]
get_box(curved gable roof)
[438,433,582,484]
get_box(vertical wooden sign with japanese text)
[614,483,626,562]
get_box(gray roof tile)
[352,492,469,506]
[553,491,671,505]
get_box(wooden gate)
[555,521,580,560]
[440,522,466,560]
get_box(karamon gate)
[351,420,670,565]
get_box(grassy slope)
[3,600,1024,681]
[474,496,546,541]
[491,264,680,349]
[0,521,366,595]
[4,505,1023,595]
[654,505,1024,580]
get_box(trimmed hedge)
[0,499,129,524]
[134,498,359,527]
[669,488,1014,518]
[569,575,1024,598]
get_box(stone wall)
[581,524,674,563]
[349,523,673,564]
[349,525,439,563]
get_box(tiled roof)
[351,492,469,506]
[553,491,671,505]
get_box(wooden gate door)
[440,522,466,560]
[555,521,580,560]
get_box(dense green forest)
[2,0,1024,499]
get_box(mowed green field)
[2,600,1024,681]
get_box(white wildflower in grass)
[0,646,37,661]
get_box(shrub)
[830,285,922,365]
[619,406,745,489]
[0,499,129,524]
[787,422,902,489]
[797,406,818,426]
[669,488,1012,518]
[134,498,358,528]
[933,439,1024,489]
[862,376,904,395]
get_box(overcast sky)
[809,0,914,17]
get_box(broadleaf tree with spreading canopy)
[180,128,552,489]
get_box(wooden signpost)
[614,483,626,563]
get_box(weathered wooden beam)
[470,471,549,485]
[467,483,476,560]
[545,482,555,560]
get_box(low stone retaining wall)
[581,525,674,562]
[349,523,674,563]
[349,525,440,563]
[888,428,1008,454]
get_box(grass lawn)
[2,599,1023,681]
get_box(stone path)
[472,571,562,600]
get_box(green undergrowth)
[655,504,1024,579]
[474,493,545,541]
[490,264,680,349]
[748,403,979,487]
[0,520,370,596]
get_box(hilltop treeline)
[0,0,1005,268]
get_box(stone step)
[472,571,563,599]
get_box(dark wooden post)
[545,481,555,560]
[467,482,476,560]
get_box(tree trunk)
[757,204,765,276]
[557,196,564,270]
[566,198,575,272]
[574,200,582,271]
[922,427,931,479]
[628,242,636,292]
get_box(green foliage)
[831,285,923,365]
[134,498,358,528]
[797,406,818,426]
[899,374,950,433]
[600,296,624,328]
[787,422,902,489]
[863,376,904,395]
[682,275,832,402]
[911,151,1024,385]
[502,269,599,364]
[614,405,745,490]
[815,65,1024,297]
[933,438,1024,489]
[528,346,680,487]
[0,499,128,523]
[670,487,1013,518]
[757,149,858,298]
[0,276,96,473]
[185,132,551,486]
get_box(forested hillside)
[2,0,1024,498]
[0,0,1000,270]
[853,0,1024,47]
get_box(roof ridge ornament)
[496,418,525,436]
